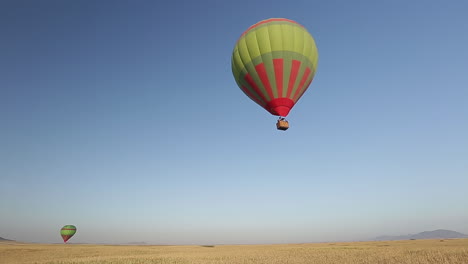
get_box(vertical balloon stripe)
[295,77,314,102]
[255,26,277,99]
[286,60,301,98]
[293,26,305,57]
[292,67,312,102]
[265,55,278,98]
[268,24,283,51]
[245,73,269,103]
[244,33,261,61]
[256,27,272,54]
[302,31,312,60]
[281,54,292,98]
[244,33,272,101]
[280,24,294,53]
[231,49,243,80]
[255,63,274,100]
[241,85,267,106]
[273,58,284,98]
[238,68,268,106]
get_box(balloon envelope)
[60,225,77,243]
[231,18,318,117]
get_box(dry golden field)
[1,239,468,264]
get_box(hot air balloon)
[231,18,319,130]
[60,225,77,243]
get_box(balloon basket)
[276,119,289,131]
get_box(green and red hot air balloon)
[60,225,77,243]
[231,18,319,130]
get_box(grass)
[1,239,468,264]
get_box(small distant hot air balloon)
[231,18,319,130]
[60,225,77,243]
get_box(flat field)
[1,239,467,264]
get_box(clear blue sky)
[1,0,467,244]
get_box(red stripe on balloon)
[292,67,312,102]
[295,77,313,102]
[286,60,301,98]
[255,63,274,101]
[241,85,266,107]
[245,73,269,104]
[273,59,284,98]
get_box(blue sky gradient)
[1,0,467,244]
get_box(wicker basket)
[276,120,289,131]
